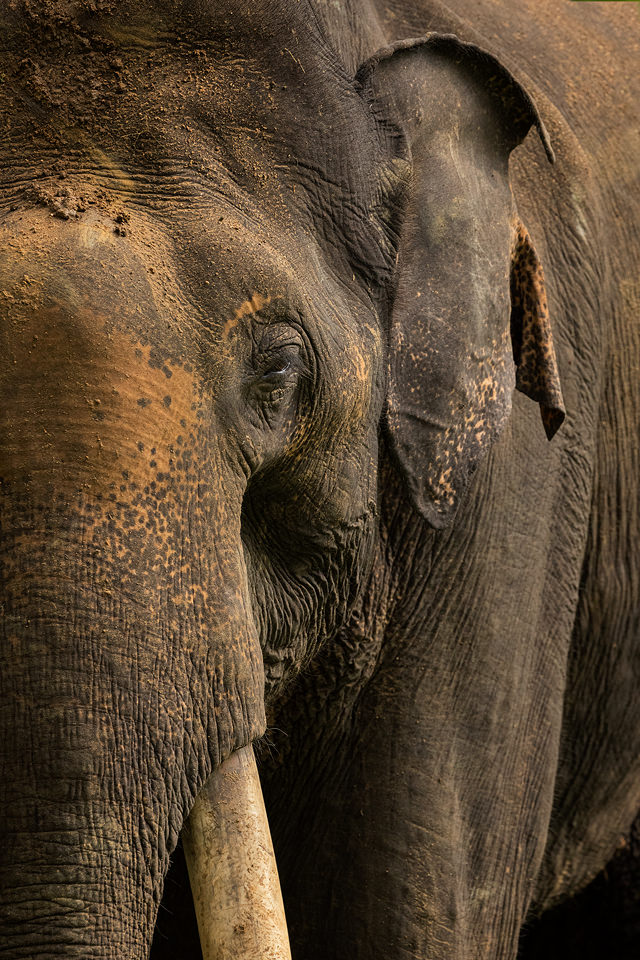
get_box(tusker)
[1,2,639,959]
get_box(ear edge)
[355,33,555,164]
[383,408,461,530]
[510,219,566,440]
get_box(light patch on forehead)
[223,293,273,340]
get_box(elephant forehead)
[2,2,380,196]
[1,201,291,324]
[2,7,389,342]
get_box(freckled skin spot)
[510,220,565,438]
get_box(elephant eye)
[252,339,302,383]
[247,350,301,408]
[245,321,309,402]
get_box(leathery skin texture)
[0,211,267,956]
[1,1,639,960]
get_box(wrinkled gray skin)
[0,1,638,959]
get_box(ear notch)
[510,219,565,438]
[356,33,561,529]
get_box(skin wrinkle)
[0,2,638,960]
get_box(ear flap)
[356,34,564,528]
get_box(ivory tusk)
[182,744,292,960]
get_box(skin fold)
[0,1,638,959]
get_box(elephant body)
[0,2,638,959]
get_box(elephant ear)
[356,35,565,528]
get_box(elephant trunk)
[0,825,156,959]
[0,568,171,959]
[0,743,291,960]
[0,563,278,959]
[183,745,292,960]
[0,519,267,959]
[0,271,267,954]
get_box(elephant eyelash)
[249,358,298,408]
[259,360,291,381]
[246,319,315,400]
[252,346,311,384]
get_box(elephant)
[0,0,638,958]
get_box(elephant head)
[0,4,563,958]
